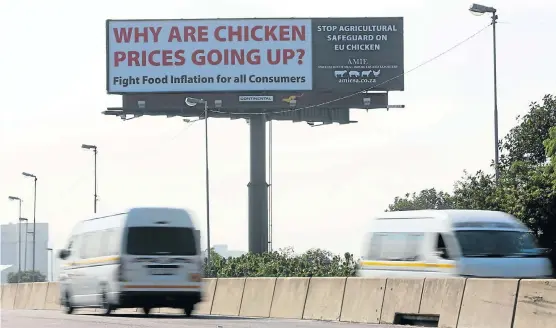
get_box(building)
[1,222,49,283]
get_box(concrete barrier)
[239,277,277,317]
[195,278,217,315]
[513,279,556,328]
[457,278,519,328]
[380,278,425,324]
[340,277,386,324]
[1,284,18,309]
[269,277,310,319]
[418,278,466,328]
[210,277,246,316]
[13,283,34,309]
[115,307,139,314]
[43,282,61,310]
[27,282,49,310]
[3,277,556,326]
[303,277,347,321]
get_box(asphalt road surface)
[1,310,408,328]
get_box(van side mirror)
[58,249,70,260]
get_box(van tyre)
[142,307,152,316]
[100,290,113,315]
[184,305,194,317]
[63,291,74,314]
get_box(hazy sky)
[1,0,555,257]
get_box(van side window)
[368,233,382,259]
[368,232,424,261]
[79,233,92,259]
[79,232,102,259]
[89,231,103,258]
[435,233,451,259]
[100,228,120,256]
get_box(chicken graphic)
[372,70,381,77]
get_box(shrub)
[8,270,47,283]
[203,247,358,278]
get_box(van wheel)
[142,307,152,315]
[100,290,113,315]
[183,304,193,317]
[63,291,74,314]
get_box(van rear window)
[126,227,197,256]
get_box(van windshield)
[126,227,197,256]
[454,230,539,257]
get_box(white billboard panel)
[107,19,313,93]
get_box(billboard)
[106,17,403,94]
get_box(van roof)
[378,209,509,219]
[375,209,527,230]
[85,207,188,221]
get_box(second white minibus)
[358,209,552,278]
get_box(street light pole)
[491,13,499,182]
[47,248,53,281]
[22,172,37,272]
[9,196,22,274]
[19,218,28,273]
[82,144,98,213]
[185,97,211,273]
[470,3,500,182]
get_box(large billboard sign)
[106,17,403,94]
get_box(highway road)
[1,310,406,328]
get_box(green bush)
[8,270,47,283]
[203,247,358,278]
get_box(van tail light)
[190,273,201,282]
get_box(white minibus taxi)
[358,210,552,278]
[58,207,203,316]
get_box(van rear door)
[121,226,201,287]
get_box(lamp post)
[19,218,28,272]
[81,144,98,213]
[185,97,211,271]
[9,196,23,274]
[47,248,53,281]
[469,3,500,182]
[22,172,37,271]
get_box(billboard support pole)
[248,114,269,254]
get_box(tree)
[500,94,556,166]
[543,126,556,171]
[8,270,47,283]
[451,170,499,210]
[386,188,454,211]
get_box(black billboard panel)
[312,17,404,92]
